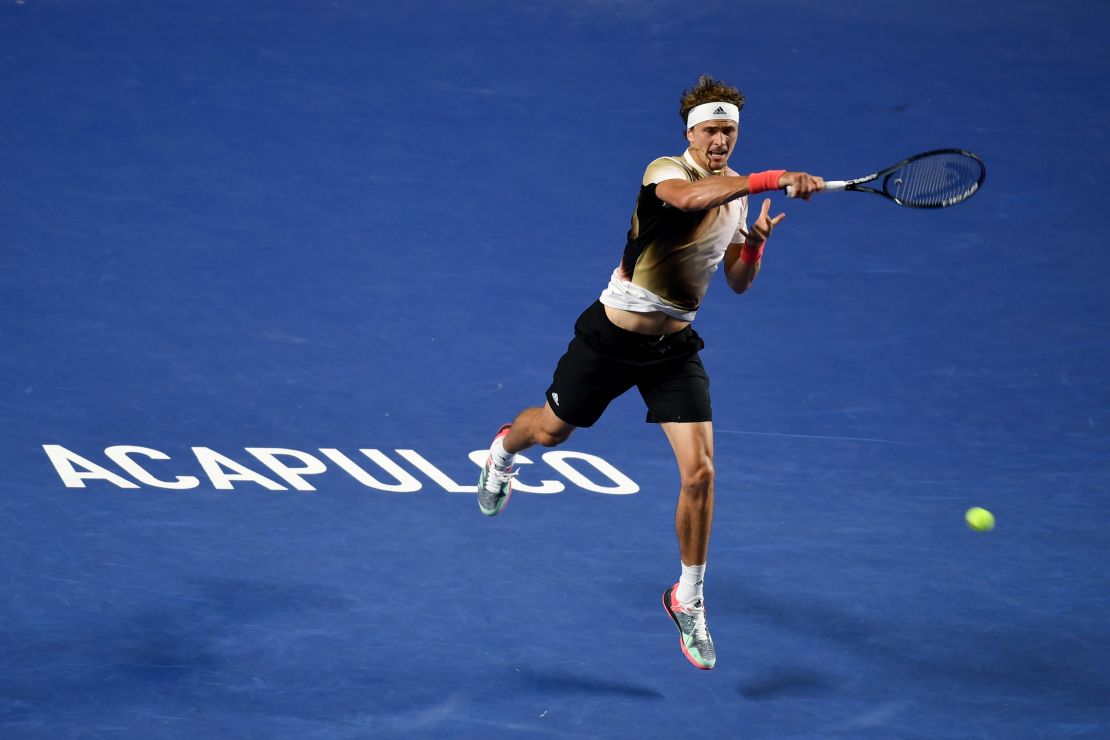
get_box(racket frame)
[788,148,985,208]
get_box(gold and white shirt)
[599,149,749,321]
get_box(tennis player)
[477,75,823,670]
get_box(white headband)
[686,102,739,130]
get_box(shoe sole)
[662,586,715,670]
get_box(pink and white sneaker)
[663,583,716,670]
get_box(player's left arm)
[723,198,784,294]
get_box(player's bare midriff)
[604,304,691,336]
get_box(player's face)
[686,120,738,172]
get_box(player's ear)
[685,127,693,144]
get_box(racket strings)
[887,153,983,207]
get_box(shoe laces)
[688,600,709,643]
[484,462,518,494]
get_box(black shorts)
[544,301,712,427]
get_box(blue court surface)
[3,1,1109,738]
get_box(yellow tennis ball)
[965,507,995,532]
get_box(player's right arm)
[656,171,823,211]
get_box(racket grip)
[784,180,847,197]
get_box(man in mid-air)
[478,74,824,670]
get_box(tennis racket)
[787,149,986,208]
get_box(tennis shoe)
[663,583,716,670]
[477,424,517,517]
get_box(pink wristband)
[747,170,786,194]
[739,241,765,264]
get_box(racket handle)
[784,180,847,197]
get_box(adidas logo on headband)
[713,106,727,115]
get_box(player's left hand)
[749,198,785,243]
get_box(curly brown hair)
[678,74,746,137]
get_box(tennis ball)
[965,507,995,532]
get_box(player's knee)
[535,423,573,447]
[681,460,714,498]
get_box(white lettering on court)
[105,446,200,489]
[397,449,472,492]
[318,449,421,492]
[41,445,639,495]
[192,447,286,491]
[246,448,328,492]
[541,451,639,494]
[42,445,140,489]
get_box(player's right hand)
[780,172,824,200]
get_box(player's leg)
[659,419,717,670]
[503,402,576,453]
[478,301,630,517]
[477,404,576,516]
[636,332,715,567]
[660,420,715,568]
[637,326,716,669]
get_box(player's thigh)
[546,335,635,428]
[637,353,712,425]
[659,419,715,483]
